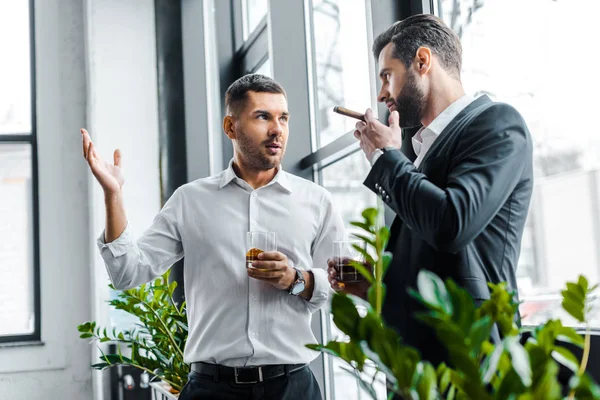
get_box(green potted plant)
[309,207,600,399]
[78,270,188,399]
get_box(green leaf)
[415,362,437,400]
[90,362,111,370]
[331,294,361,339]
[505,337,532,387]
[349,260,374,284]
[578,275,589,293]
[351,233,376,248]
[79,332,93,339]
[562,297,585,322]
[351,244,376,267]
[381,252,393,279]
[378,226,390,248]
[566,282,585,302]
[496,368,526,399]
[481,344,503,384]
[569,372,600,399]
[556,326,585,347]
[350,221,372,232]
[361,207,378,227]
[551,346,580,373]
[417,270,452,315]
[437,363,452,393]
[467,316,493,356]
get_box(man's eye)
[280,117,288,123]
[257,114,268,120]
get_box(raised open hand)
[81,128,124,195]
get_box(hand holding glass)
[246,231,277,271]
[333,240,367,283]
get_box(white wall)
[0,0,161,399]
[84,0,161,399]
[0,0,92,398]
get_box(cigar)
[333,106,365,122]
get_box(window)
[309,0,373,148]
[242,0,268,40]
[320,151,386,399]
[0,0,39,342]
[254,58,271,77]
[437,0,600,326]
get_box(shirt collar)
[412,94,474,155]
[219,159,293,194]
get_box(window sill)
[0,340,45,349]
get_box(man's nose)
[378,88,388,103]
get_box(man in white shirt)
[81,74,344,400]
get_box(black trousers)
[178,366,322,400]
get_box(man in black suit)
[328,14,533,366]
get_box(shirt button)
[375,183,380,190]
[378,187,383,193]
[252,295,258,301]
[251,221,257,227]
[386,195,391,202]
[252,192,257,198]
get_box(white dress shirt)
[97,160,345,367]
[412,94,474,167]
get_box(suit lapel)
[417,95,492,170]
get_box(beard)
[235,131,282,171]
[394,71,426,128]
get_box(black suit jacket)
[364,95,534,365]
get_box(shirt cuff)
[305,268,329,312]
[96,223,133,258]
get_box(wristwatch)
[369,146,397,166]
[288,268,306,296]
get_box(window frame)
[0,0,41,345]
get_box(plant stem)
[375,235,382,315]
[579,326,591,375]
[568,325,591,399]
[139,297,185,361]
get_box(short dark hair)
[372,14,462,79]
[225,74,287,115]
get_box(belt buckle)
[234,366,263,384]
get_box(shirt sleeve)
[305,191,346,313]
[97,188,185,290]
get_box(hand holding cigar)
[333,106,365,122]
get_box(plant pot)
[150,381,179,400]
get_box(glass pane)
[320,151,386,399]
[438,0,600,326]
[242,0,268,41]
[254,59,271,77]
[0,144,34,336]
[311,0,373,148]
[0,1,32,134]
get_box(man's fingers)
[258,251,285,261]
[114,149,122,167]
[364,108,375,122]
[388,110,400,129]
[87,142,94,164]
[250,260,283,270]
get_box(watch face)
[291,282,305,295]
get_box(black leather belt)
[191,362,306,384]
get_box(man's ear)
[414,46,432,76]
[223,115,236,140]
